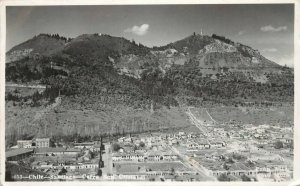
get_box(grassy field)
[189,107,214,123]
[5,98,196,146]
[5,93,293,147]
[188,105,293,126]
[207,106,293,125]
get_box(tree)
[139,141,145,147]
[226,158,234,164]
[89,150,95,159]
[97,169,102,177]
[170,167,175,175]
[112,143,121,152]
[218,173,230,181]
[246,160,255,168]
[58,167,67,175]
[132,39,136,45]
[49,138,56,147]
[223,163,229,170]
[5,170,14,181]
[274,140,284,149]
[241,174,251,181]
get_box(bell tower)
[97,136,104,177]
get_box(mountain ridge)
[6,32,281,67]
[5,32,293,108]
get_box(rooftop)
[6,148,34,158]
[35,138,50,141]
[74,142,95,146]
[34,147,66,153]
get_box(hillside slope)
[6,34,68,63]
[5,33,294,145]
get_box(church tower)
[97,136,104,177]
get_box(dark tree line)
[212,34,234,45]
[37,33,71,42]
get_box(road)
[102,144,113,176]
[170,146,216,181]
[205,108,217,123]
[186,107,224,140]
[186,107,209,136]
[6,83,46,89]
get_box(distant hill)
[155,34,215,55]
[6,34,69,63]
[62,33,150,65]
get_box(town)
[5,107,293,182]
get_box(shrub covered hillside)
[5,32,294,144]
[6,33,293,108]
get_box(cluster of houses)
[184,138,225,150]
[170,122,293,182]
[104,171,204,182]
[117,133,180,147]
[230,124,294,143]
[32,161,99,172]
[5,122,293,182]
[255,162,291,182]
[113,132,226,163]
[6,138,103,162]
[207,123,293,143]
[6,138,105,180]
[112,133,203,162]
[208,162,257,177]
[199,158,291,182]
[112,150,178,162]
[6,138,50,161]
[201,153,290,181]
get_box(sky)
[6,4,294,66]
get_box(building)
[6,149,34,161]
[34,138,50,148]
[34,147,65,156]
[74,142,95,149]
[16,138,50,148]
[210,163,256,177]
[112,151,177,162]
[112,152,145,162]
[32,162,98,171]
[249,154,284,161]
[64,163,99,171]
[64,148,82,155]
[34,147,81,156]
[209,140,225,149]
[17,140,33,148]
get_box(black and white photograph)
[1,1,299,184]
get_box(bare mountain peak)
[7,32,281,68]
